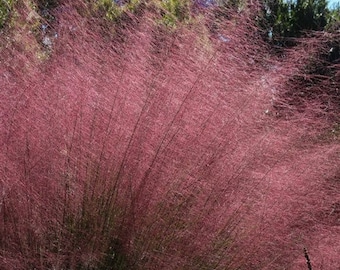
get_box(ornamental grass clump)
[0,1,339,269]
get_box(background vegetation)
[0,0,339,269]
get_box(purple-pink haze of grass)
[0,2,339,269]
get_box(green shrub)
[158,0,191,28]
[0,0,14,28]
[96,0,141,21]
[326,4,340,32]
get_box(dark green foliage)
[293,0,328,33]
[261,0,331,43]
[0,0,14,28]
[36,0,58,26]
[36,0,59,10]
[215,0,244,9]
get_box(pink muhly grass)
[0,2,339,269]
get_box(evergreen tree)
[293,0,328,33]
[261,0,330,42]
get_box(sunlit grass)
[0,1,339,269]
